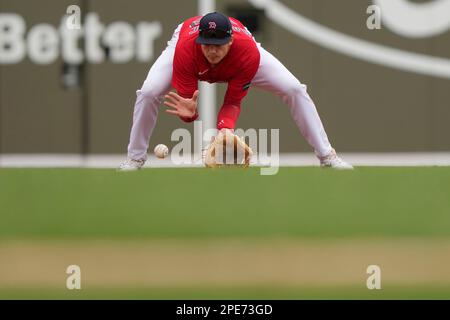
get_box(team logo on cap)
[208,22,217,29]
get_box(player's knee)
[285,81,307,97]
[138,85,165,102]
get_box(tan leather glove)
[204,129,253,168]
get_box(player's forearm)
[217,104,241,129]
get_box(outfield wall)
[1,0,449,154]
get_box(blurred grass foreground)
[1,167,450,299]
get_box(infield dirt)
[1,239,449,288]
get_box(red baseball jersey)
[171,16,260,129]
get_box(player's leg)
[120,24,182,170]
[126,48,174,161]
[251,46,352,169]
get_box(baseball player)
[119,12,353,170]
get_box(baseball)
[154,144,169,159]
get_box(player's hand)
[164,90,199,119]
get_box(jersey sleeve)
[171,45,198,99]
[217,48,260,130]
[171,43,199,122]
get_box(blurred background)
[1,0,450,300]
[1,0,449,157]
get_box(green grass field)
[1,167,450,239]
[2,286,450,300]
[1,167,450,299]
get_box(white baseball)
[154,144,169,159]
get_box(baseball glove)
[204,129,253,168]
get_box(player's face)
[201,39,233,65]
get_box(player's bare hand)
[164,90,199,119]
